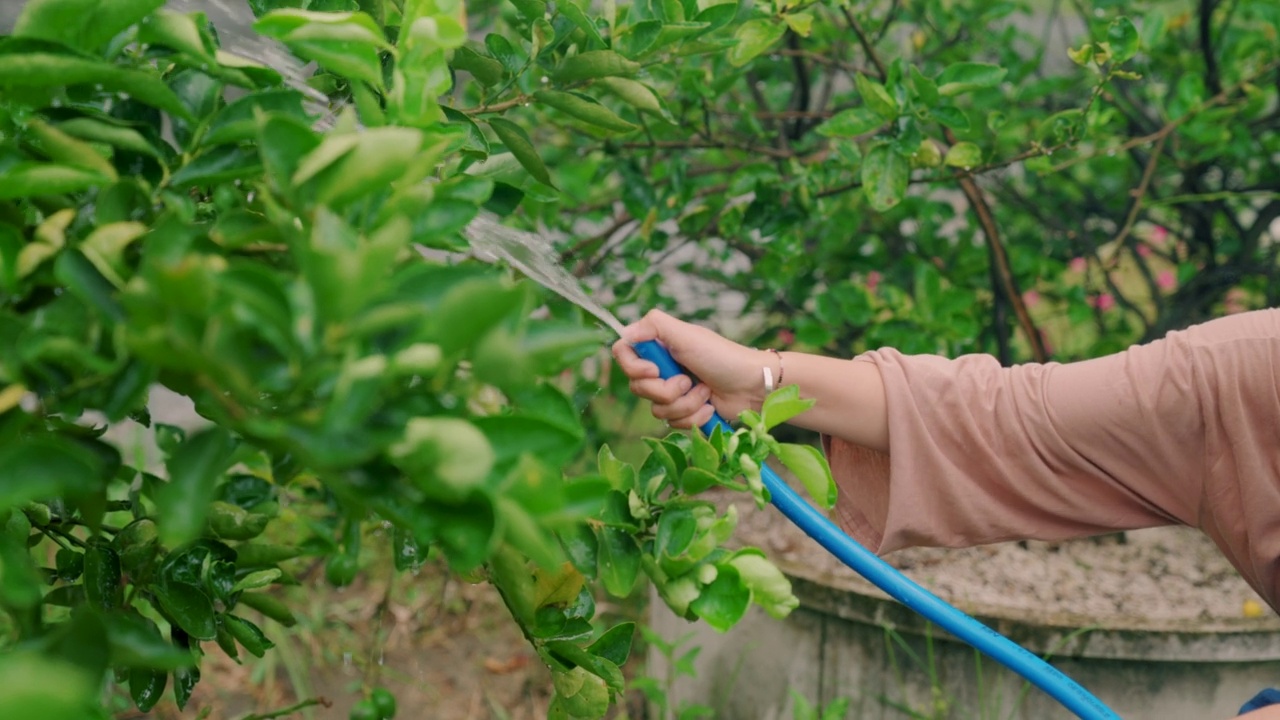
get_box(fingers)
[650,383,712,421]
[665,403,718,431]
[629,375,692,405]
[611,338,660,380]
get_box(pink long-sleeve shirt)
[824,308,1280,609]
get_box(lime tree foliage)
[0,0,854,718]
[496,0,1276,362]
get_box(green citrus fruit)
[349,699,379,720]
[371,687,397,718]
[325,554,358,588]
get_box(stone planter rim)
[778,557,1280,663]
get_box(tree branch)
[1199,0,1223,95]
[842,7,888,80]
[946,132,1048,362]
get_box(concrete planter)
[648,558,1280,719]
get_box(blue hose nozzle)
[632,339,1120,720]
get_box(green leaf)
[535,90,638,133]
[0,53,193,120]
[231,568,282,593]
[56,118,161,159]
[156,427,237,546]
[679,466,719,495]
[207,501,270,541]
[390,416,495,494]
[222,614,275,657]
[944,141,982,168]
[760,385,815,430]
[236,591,298,627]
[475,416,581,471]
[138,9,217,62]
[595,526,640,596]
[728,19,786,67]
[546,640,625,692]
[816,107,884,138]
[0,163,111,200]
[910,65,940,106]
[487,117,554,187]
[560,3,607,48]
[551,667,610,717]
[0,652,98,720]
[688,564,749,632]
[0,435,110,514]
[861,143,909,212]
[203,89,309,147]
[729,549,798,618]
[1066,43,1094,67]
[782,11,813,37]
[105,612,195,669]
[436,494,498,572]
[130,668,168,712]
[656,506,698,558]
[294,127,426,206]
[253,10,389,88]
[84,544,123,611]
[775,443,836,509]
[1107,17,1140,62]
[855,74,898,118]
[554,50,641,83]
[594,76,668,119]
[936,62,1007,96]
[451,46,505,86]
[257,113,321,192]
[597,445,636,492]
[586,621,635,666]
[14,0,165,52]
[931,105,970,131]
[153,582,217,641]
[0,532,41,613]
[27,119,117,180]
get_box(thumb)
[621,309,686,347]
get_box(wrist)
[745,348,784,411]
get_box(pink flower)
[866,270,882,294]
[1069,257,1088,273]
[777,328,795,346]
[1156,270,1176,291]
[1136,243,1153,258]
[1150,225,1169,247]
[1090,293,1116,312]
[1022,290,1041,308]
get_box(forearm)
[770,351,890,453]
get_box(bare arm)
[611,310,889,452]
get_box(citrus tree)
[0,1,833,717]
[511,0,1278,363]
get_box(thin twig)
[1103,133,1169,264]
[946,131,1049,362]
[841,7,888,80]
[237,697,332,720]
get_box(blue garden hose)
[632,340,1122,720]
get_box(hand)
[611,310,772,429]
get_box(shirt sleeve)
[824,308,1280,606]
